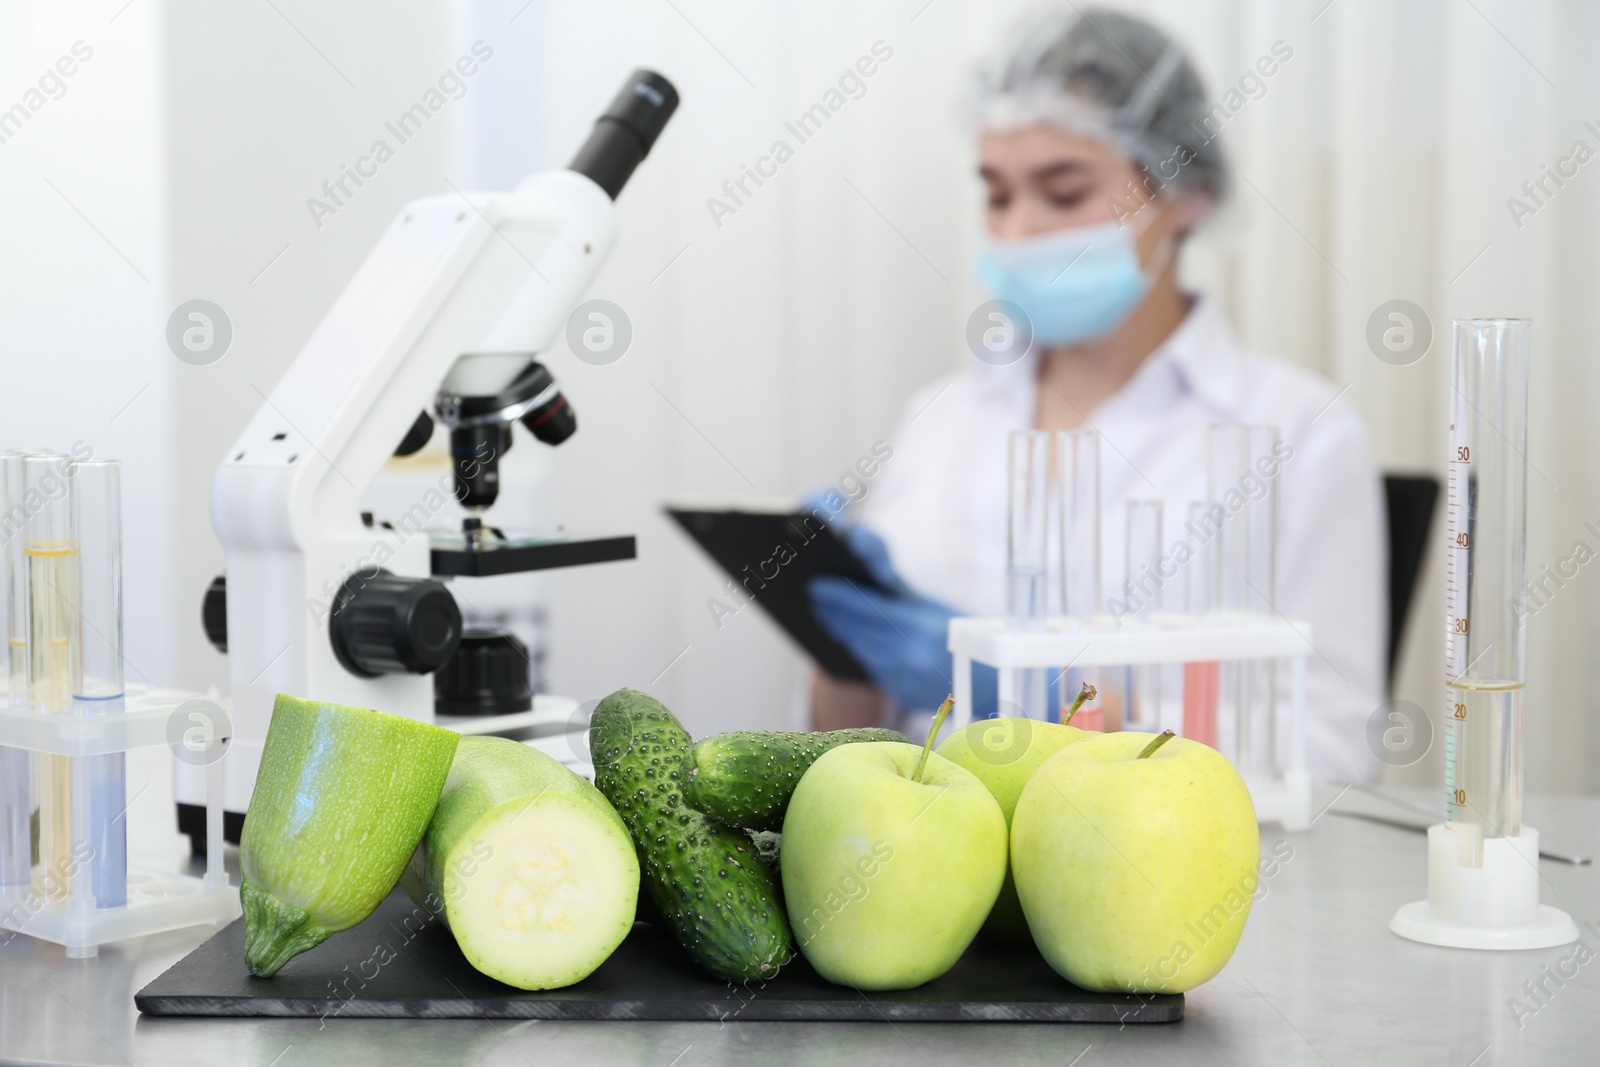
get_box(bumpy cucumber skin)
[685,729,906,832]
[590,689,792,982]
[240,694,459,977]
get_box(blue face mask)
[976,220,1152,347]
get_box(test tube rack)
[948,614,1313,831]
[0,683,239,957]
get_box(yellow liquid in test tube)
[27,543,78,901]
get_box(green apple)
[781,699,1007,990]
[937,715,1089,943]
[1011,730,1259,994]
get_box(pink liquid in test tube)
[1182,500,1219,747]
[1183,661,1219,747]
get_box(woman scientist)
[808,7,1384,783]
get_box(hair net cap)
[976,6,1229,203]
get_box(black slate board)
[136,892,1182,1023]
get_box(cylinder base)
[1391,824,1579,949]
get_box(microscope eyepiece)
[568,69,679,199]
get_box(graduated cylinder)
[1444,318,1528,862]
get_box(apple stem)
[913,695,955,784]
[1137,730,1177,759]
[1062,683,1096,725]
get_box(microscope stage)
[429,531,636,577]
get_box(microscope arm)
[199,70,678,818]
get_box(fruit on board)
[1011,730,1259,994]
[935,687,1095,943]
[781,697,1007,990]
[240,694,459,977]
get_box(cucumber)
[589,688,792,981]
[403,736,638,990]
[746,830,781,876]
[240,694,459,977]
[685,728,906,832]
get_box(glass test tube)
[1444,319,1529,866]
[1207,423,1251,767]
[25,454,78,901]
[1207,423,1282,773]
[0,453,30,892]
[1057,430,1105,729]
[1181,500,1220,747]
[73,461,126,908]
[1246,424,1281,774]
[1123,500,1163,729]
[1006,431,1050,719]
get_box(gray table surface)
[3,786,1597,1067]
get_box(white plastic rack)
[0,683,239,957]
[947,614,1314,830]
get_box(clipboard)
[665,503,883,681]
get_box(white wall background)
[1,2,171,683]
[3,0,1599,797]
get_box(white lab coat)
[860,297,1385,783]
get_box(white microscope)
[176,70,678,847]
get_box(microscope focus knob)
[329,570,463,678]
[202,575,228,653]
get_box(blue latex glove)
[808,523,997,714]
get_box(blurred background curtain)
[3,0,1596,796]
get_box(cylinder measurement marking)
[1444,425,1468,822]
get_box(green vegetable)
[403,736,639,990]
[589,688,792,981]
[685,728,906,832]
[746,830,782,876]
[240,694,459,977]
